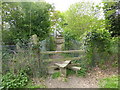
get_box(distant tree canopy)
[103,1,120,37]
[2,2,53,45]
[63,2,104,40]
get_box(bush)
[110,37,118,53]
[1,71,28,88]
[63,30,81,50]
[84,28,111,66]
[85,28,111,52]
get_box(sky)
[44,0,102,12]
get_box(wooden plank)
[54,63,67,68]
[68,63,80,66]
[44,57,81,62]
[68,66,81,71]
[54,60,71,68]
[41,50,84,54]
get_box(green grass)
[77,66,87,77]
[24,80,47,88]
[67,66,87,77]
[67,69,76,76]
[26,85,46,88]
[99,75,119,88]
[52,72,61,79]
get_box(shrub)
[1,71,28,88]
[63,30,81,50]
[84,28,111,66]
[85,28,111,53]
[110,37,119,54]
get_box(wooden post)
[31,34,41,77]
[60,68,66,77]
[92,47,95,67]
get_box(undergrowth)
[1,71,28,89]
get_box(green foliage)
[25,81,47,88]
[84,28,111,66]
[62,2,105,50]
[2,2,53,45]
[63,2,104,40]
[52,72,61,79]
[77,68,87,77]
[110,37,119,54]
[97,60,107,70]
[63,30,80,50]
[67,66,87,77]
[67,69,76,76]
[85,28,111,52]
[2,71,28,88]
[46,36,56,51]
[26,85,46,88]
[112,60,118,67]
[99,75,119,88]
[50,10,65,31]
[103,2,120,36]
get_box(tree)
[2,2,53,45]
[50,10,65,37]
[63,2,104,40]
[103,1,120,37]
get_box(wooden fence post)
[31,34,42,77]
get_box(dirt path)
[45,75,98,88]
[43,67,118,88]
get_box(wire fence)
[2,44,85,78]
[2,38,118,78]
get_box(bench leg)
[60,68,66,77]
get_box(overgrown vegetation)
[2,2,53,45]
[103,2,120,37]
[52,72,61,79]
[67,68,87,77]
[1,71,28,88]
[24,80,47,88]
[1,0,119,88]
[84,28,112,67]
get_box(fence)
[2,45,85,78]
